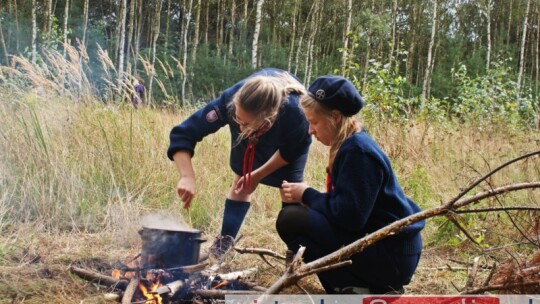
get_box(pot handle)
[190,237,207,243]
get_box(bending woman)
[168,68,312,258]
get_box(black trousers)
[276,205,421,294]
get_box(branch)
[462,280,540,294]
[264,181,540,293]
[455,206,540,214]
[234,246,286,260]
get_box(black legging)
[275,205,421,294]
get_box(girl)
[279,75,424,294]
[168,68,312,258]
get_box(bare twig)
[464,256,480,291]
[234,246,286,260]
[462,280,540,294]
[456,206,540,214]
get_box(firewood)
[121,274,140,304]
[69,265,128,289]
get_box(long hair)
[300,94,361,170]
[228,72,306,141]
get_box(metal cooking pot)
[139,226,206,269]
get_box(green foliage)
[449,59,536,127]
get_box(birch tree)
[126,0,136,73]
[182,0,194,105]
[517,0,531,94]
[148,0,163,105]
[252,0,265,69]
[228,0,236,57]
[82,0,89,46]
[117,0,128,91]
[0,17,8,65]
[341,0,353,76]
[421,0,438,106]
[43,0,53,37]
[287,0,300,71]
[483,0,492,70]
[62,0,70,58]
[31,0,37,63]
[191,0,201,62]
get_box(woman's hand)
[281,180,309,203]
[177,176,196,209]
[234,173,261,196]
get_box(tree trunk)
[204,0,209,44]
[485,0,492,70]
[31,0,37,63]
[294,1,316,75]
[228,0,236,57]
[341,0,352,76]
[421,0,437,105]
[191,0,201,62]
[43,0,53,37]
[63,0,70,58]
[0,17,8,65]
[117,0,128,91]
[164,0,171,52]
[126,0,135,74]
[287,0,299,71]
[252,0,265,69]
[82,0,89,46]
[388,0,398,72]
[134,0,144,74]
[182,0,194,106]
[216,0,223,57]
[517,0,531,95]
[148,0,163,105]
[536,5,539,97]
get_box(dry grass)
[0,82,539,302]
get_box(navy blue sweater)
[302,130,424,253]
[167,68,312,187]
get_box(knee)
[275,206,309,243]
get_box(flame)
[139,273,163,304]
[212,280,229,289]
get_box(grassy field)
[0,88,539,303]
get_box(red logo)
[206,110,218,123]
[362,296,499,304]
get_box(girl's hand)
[177,176,196,209]
[234,174,260,195]
[281,180,309,203]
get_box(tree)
[421,0,438,105]
[63,0,70,58]
[341,0,352,76]
[252,0,265,69]
[31,0,37,63]
[117,0,127,91]
[517,0,531,95]
[148,0,163,105]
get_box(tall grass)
[0,48,539,301]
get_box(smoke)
[141,211,194,232]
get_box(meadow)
[0,86,538,303]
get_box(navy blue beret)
[307,75,364,116]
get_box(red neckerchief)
[242,121,270,188]
[326,166,332,193]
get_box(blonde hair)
[300,94,361,169]
[228,72,306,141]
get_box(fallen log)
[69,265,128,289]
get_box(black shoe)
[209,234,235,259]
[337,286,371,294]
[285,250,294,267]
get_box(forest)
[0,0,539,302]
[0,0,539,126]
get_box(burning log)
[152,279,184,297]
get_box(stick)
[69,265,128,289]
[121,273,140,304]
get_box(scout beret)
[307,75,364,116]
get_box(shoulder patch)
[206,109,219,123]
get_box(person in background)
[278,75,425,294]
[131,77,145,109]
[167,68,312,258]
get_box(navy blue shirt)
[302,130,424,253]
[167,69,312,187]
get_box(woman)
[167,68,312,258]
[278,75,424,294]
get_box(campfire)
[70,215,265,303]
